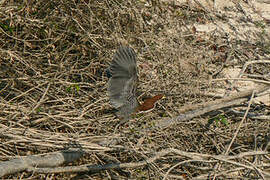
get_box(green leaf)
[74,84,80,92]
[220,116,228,126]
[0,23,13,33]
[66,86,72,93]
[208,114,228,127]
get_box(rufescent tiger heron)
[107,46,164,119]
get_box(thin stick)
[213,91,257,180]
[237,60,270,78]
[225,91,255,155]
[212,77,270,85]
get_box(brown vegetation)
[0,0,270,179]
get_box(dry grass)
[0,0,270,179]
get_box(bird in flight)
[107,46,164,119]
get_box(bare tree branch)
[0,149,83,177]
[155,85,270,129]
[7,148,269,178]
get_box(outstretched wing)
[107,46,138,113]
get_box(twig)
[213,77,270,85]
[29,83,51,114]
[212,90,256,179]
[225,91,255,155]
[193,167,245,179]
[237,60,270,78]
[163,160,197,180]
[7,81,48,103]
[227,109,270,120]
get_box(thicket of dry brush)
[0,0,270,179]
